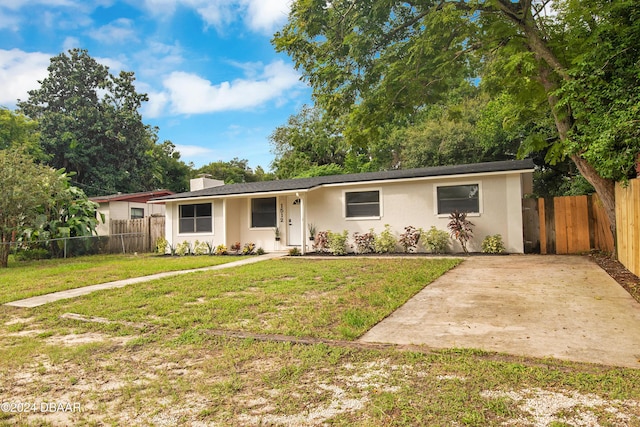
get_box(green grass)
[1,257,639,426]
[0,253,248,304]
[25,258,462,340]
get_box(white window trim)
[177,202,214,235]
[343,188,383,220]
[248,196,278,229]
[433,181,483,218]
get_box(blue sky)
[0,0,310,171]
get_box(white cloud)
[173,143,215,158]
[161,60,302,115]
[62,36,81,51]
[242,0,291,33]
[139,0,291,34]
[0,49,50,107]
[89,18,138,44]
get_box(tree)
[150,140,192,193]
[270,104,396,178]
[0,108,44,160]
[0,150,61,267]
[274,0,640,236]
[270,105,348,178]
[195,158,274,184]
[17,49,157,196]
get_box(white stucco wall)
[162,170,532,254]
[305,172,528,253]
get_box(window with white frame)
[436,184,479,215]
[130,207,144,219]
[179,203,212,233]
[345,190,380,218]
[251,197,276,228]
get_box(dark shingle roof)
[152,159,535,202]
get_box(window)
[345,190,380,218]
[130,207,144,219]
[251,197,276,228]
[179,203,212,233]
[437,184,479,215]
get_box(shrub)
[193,240,208,255]
[482,234,506,254]
[256,247,265,255]
[242,242,256,255]
[327,230,349,255]
[424,226,450,253]
[399,226,422,253]
[176,240,192,256]
[14,248,50,261]
[288,247,301,256]
[206,241,216,255]
[447,210,474,254]
[230,241,241,254]
[352,229,376,254]
[374,224,397,253]
[215,244,228,255]
[314,231,330,253]
[155,237,168,254]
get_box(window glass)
[179,203,212,233]
[437,184,479,214]
[345,191,380,218]
[130,207,144,219]
[251,197,276,228]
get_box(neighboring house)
[90,190,174,235]
[150,160,535,254]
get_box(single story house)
[150,160,535,254]
[91,190,174,235]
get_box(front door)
[287,196,302,246]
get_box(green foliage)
[22,174,103,258]
[424,226,450,254]
[482,235,506,254]
[14,248,50,261]
[0,150,69,267]
[215,244,228,256]
[0,108,44,160]
[352,229,376,254]
[154,238,168,255]
[193,240,208,255]
[176,241,192,256]
[327,230,349,255]
[17,49,159,196]
[242,242,256,255]
[274,0,636,233]
[269,105,348,179]
[374,224,397,254]
[447,211,474,255]
[150,141,192,193]
[398,226,422,253]
[195,157,273,184]
[288,247,301,256]
[256,247,265,255]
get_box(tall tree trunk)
[535,66,617,244]
[0,233,9,268]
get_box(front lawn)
[0,253,248,304]
[1,257,639,426]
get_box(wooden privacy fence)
[616,178,640,277]
[523,195,614,255]
[108,216,165,254]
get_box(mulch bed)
[589,252,640,303]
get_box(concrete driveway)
[360,255,640,368]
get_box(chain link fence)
[2,232,157,261]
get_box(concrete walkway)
[5,252,286,308]
[360,255,640,368]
